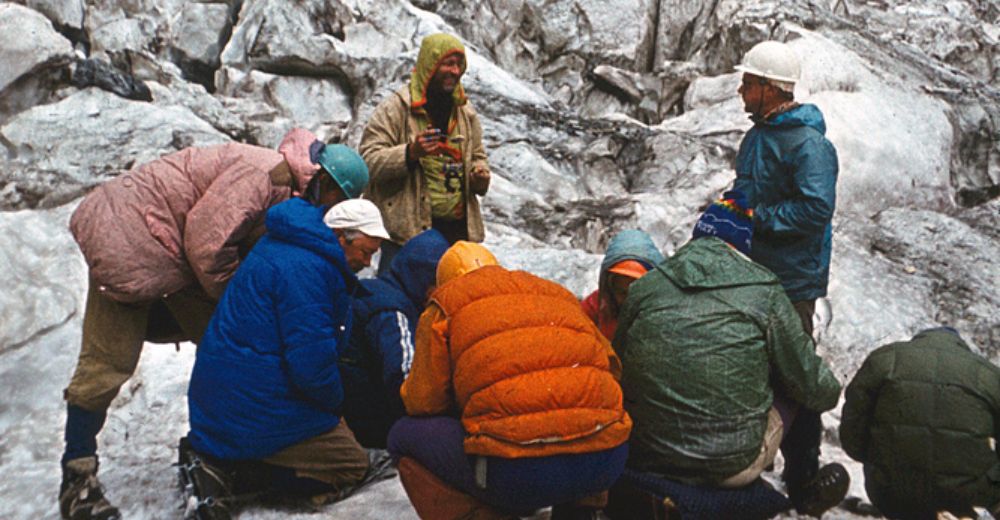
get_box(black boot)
[178,437,234,520]
[59,457,121,520]
[789,463,849,517]
[782,408,823,510]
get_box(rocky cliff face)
[0,0,997,518]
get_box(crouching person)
[581,229,663,340]
[840,327,1000,520]
[181,198,390,519]
[339,229,451,448]
[59,131,365,520]
[389,242,632,519]
[610,192,845,519]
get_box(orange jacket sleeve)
[400,303,455,415]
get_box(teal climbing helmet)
[316,144,369,199]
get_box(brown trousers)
[64,280,215,411]
[263,421,369,489]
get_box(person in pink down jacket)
[57,128,371,520]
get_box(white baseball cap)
[323,199,391,240]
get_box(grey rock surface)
[0,2,74,115]
[0,0,999,518]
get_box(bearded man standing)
[360,33,491,274]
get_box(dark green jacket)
[614,237,840,483]
[840,330,1000,515]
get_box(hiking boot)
[310,448,399,505]
[177,438,234,520]
[789,462,849,517]
[362,448,399,484]
[59,456,121,520]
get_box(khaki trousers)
[718,407,784,488]
[262,421,369,489]
[64,280,215,411]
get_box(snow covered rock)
[0,3,74,117]
[20,0,84,33]
[1,88,228,188]
[0,3,73,94]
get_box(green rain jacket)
[840,329,1000,516]
[614,237,840,484]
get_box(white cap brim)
[323,199,390,240]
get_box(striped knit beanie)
[692,190,754,255]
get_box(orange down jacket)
[400,264,632,458]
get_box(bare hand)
[409,128,445,160]
[470,164,490,195]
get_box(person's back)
[840,329,1000,519]
[70,131,319,303]
[188,197,358,460]
[615,236,839,484]
[391,242,631,518]
[426,264,631,457]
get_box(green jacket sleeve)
[839,350,889,463]
[765,287,841,413]
[612,273,649,361]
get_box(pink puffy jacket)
[70,129,320,303]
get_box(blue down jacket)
[188,198,360,460]
[339,229,449,448]
[733,104,839,302]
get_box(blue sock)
[62,404,107,466]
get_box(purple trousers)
[388,416,628,515]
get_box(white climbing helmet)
[735,40,801,84]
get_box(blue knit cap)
[692,190,754,255]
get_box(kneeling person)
[390,242,632,518]
[841,328,1000,519]
[339,229,450,448]
[182,198,389,518]
[614,192,846,516]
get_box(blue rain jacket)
[187,198,360,460]
[339,229,449,448]
[733,104,838,302]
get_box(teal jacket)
[733,104,838,302]
[614,237,841,483]
[840,330,1000,516]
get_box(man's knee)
[64,350,139,411]
[63,385,117,413]
[262,422,370,488]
